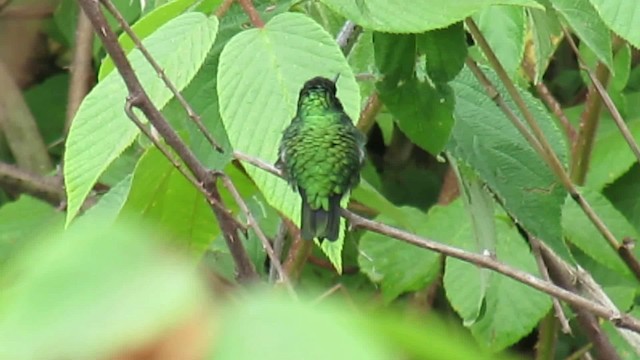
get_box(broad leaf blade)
[448,66,571,262]
[64,13,219,225]
[217,12,361,270]
[588,0,640,48]
[319,0,542,32]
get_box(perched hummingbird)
[277,76,366,242]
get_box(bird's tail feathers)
[300,191,341,242]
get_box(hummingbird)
[277,76,366,242]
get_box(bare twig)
[356,92,381,133]
[79,0,257,281]
[234,150,640,333]
[269,222,287,282]
[214,0,234,17]
[101,0,223,153]
[336,20,362,55]
[538,241,623,360]
[0,60,52,174]
[465,18,640,281]
[0,162,63,205]
[561,30,640,172]
[236,0,264,28]
[219,173,295,296]
[531,239,572,334]
[65,9,95,131]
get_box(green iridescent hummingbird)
[277,76,366,242]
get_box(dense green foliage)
[1,0,640,358]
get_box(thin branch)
[0,162,64,205]
[236,0,264,28]
[101,0,223,153]
[233,150,640,333]
[531,239,572,334]
[65,8,95,131]
[356,91,381,133]
[214,0,234,17]
[219,173,295,296]
[561,30,640,172]
[269,222,287,282]
[465,18,640,281]
[282,217,312,281]
[79,0,257,282]
[538,241,624,360]
[0,60,53,174]
[336,20,362,55]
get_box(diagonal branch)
[465,18,640,281]
[233,150,640,333]
[78,0,257,282]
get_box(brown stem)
[234,150,640,333]
[537,240,622,360]
[0,162,64,205]
[0,60,52,174]
[65,9,95,131]
[214,0,234,17]
[356,91,381,133]
[282,218,312,281]
[101,0,223,153]
[236,0,264,28]
[78,0,258,282]
[465,19,640,281]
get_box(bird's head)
[296,76,344,114]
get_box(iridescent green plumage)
[277,77,366,241]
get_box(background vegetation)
[0,0,639,358]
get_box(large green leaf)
[99,0,208,79]
[373,32,457,155]
[448,66,571,261]
[217,12,360,270]
[474,5,525,77]
[0,220,208,359]
[358,207,441,302]
[588,0,640,49]
[319,0,542,32]
[418,22,468,83]
[64,13,218,225]
[587,119,640,190]
[440,202,551,351]
[604,165,640,232]
[0,197,64,269]
[550,0,613,70]
[563,187,640,275]
[120,147,220,255]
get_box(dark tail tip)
[300,193,341,242]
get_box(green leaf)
[611,43,631,92]
[23,74,68,152]
[563,187,639,275]
[448,66,571,262]
[468,217,551,350]
[212,293,393,359]
[474,5,525,77]
[64,13,218,225]
[217,12,360,271]
[418,22,468,83]
[0,220,208,359]
[526,3,563,83]
[119,147,218,255]
[550,0,613,70]
[379,80,455,155]
[441,202,551,351]
[351,179,409,227]
[0,197,64,269]
[374,32,456,154]
[588,0,640,49]
[79,175,133,225]
[358,207,441,302]
[604,164,640,232]
[587,120,640,190]
[99,0,203,79]
[319,0,542,33]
